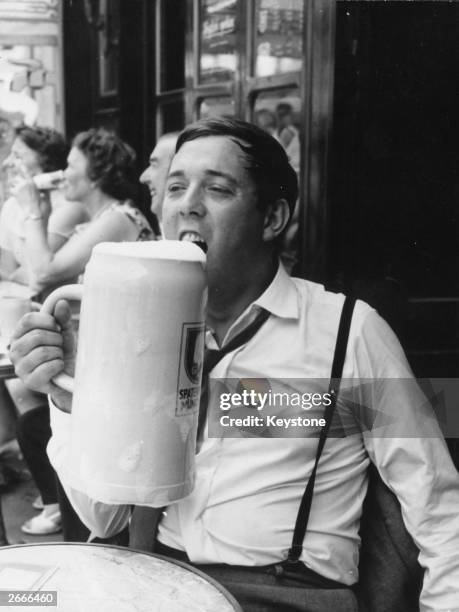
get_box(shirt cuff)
[48,394,71,436]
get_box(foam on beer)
[93,240,207,264]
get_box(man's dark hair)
[15,125,68,172]
[72,128,138,201]
[175,117,298,219]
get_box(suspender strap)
[286,295,356,564]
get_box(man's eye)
[208,185,231,195]
[167,183,185,193]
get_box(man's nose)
[139,168,151,185]
[179,185,205,216]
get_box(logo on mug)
[176,322,205,416]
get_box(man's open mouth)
[180,231,208,253]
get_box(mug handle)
[40,285,83,394]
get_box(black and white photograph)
[0,1,458,610]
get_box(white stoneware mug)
[41,241,207,506]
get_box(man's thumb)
[53,299,72,330]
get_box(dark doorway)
[331,1,459,376]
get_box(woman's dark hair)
[176,117,298,218]
[15,125,68,172]
[72,128,139,201]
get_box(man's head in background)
[139,132,179,221]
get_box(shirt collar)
[208,263,300,348]
[252,262,300,320]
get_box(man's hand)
[9,299,76,413]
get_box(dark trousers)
[16,404,57,505]
[154,541,358,612]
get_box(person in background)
[139,131,179,231]
[11,128,155,537]
[0,125,88,293]
[275,103,300,174]
[12,127,154,296]
[254,109,279,139]
[0,126,88,485]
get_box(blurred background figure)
[11,127,155,538]
[0,125,88,464]
[254,109,279,139]
[12,127,155,296]
[275,103,300,174]
[139,131,179,233]
[0,125,89,537]
[0,125,88,295]
[0,57,40,207]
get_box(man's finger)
[14,345,64,380]
[10,311,60,342]
[53,299,72,329]
[21,358,66,395]
[9,329,64,366]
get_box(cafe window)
[253,88,301,173]
[198,96,236,118]
[199,0,239,85]
[254,0,304,77]
[157,99,186,134]
[155,0,187,137]
[98,0,120,97]
[158,0,186,93]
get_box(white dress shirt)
[48,264,459,612]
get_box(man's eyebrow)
[167,170,185,179]
[205,170,238,186]
[166,169,238,186]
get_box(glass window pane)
[158,99,185,134]
[255,0,304,77]
[253,88,301,173]
[159,0,186,91]
[198,96,236,119]
[98,0,120,97]
[199,0,238,85]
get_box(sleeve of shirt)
[353,308,459,612]
[46,397,131,539]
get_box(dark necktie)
[197,308,271,440]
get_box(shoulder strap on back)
[286,295,356,564]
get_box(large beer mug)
[41,241,207,506]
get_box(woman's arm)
[24,203,139,293]
[47,200,89,253]
[0,248,20,280]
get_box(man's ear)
[262,198,290,242]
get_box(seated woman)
[13,127,154,295]
[11,128,154,536]
[0,125,89,295]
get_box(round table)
[0,543,242,611]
